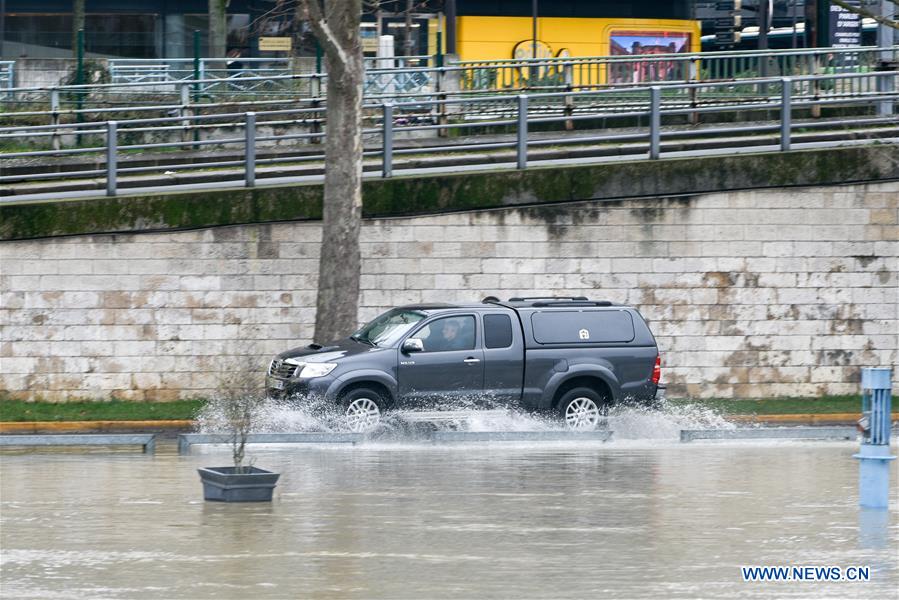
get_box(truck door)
[396,314,484,406]
[481,312,524,403]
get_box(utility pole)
[73,0,85,58]
[876,0,896,116]
[758,0,771,50]
[403,0,414,56]
[758,0,770,88]
[531,0,538,59]
[0,0,6,58]
[791,0,799,48]
[805,0,830,48]
[445,0,456,54]
[877,0,895,51]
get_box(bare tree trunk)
[209,0,229,58]
[300,0,364,342]
[72,0,85,57]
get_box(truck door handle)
[463,358,480,364]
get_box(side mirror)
[402,338,424,353]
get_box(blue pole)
[853,368,894,509]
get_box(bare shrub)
[195,352,268,472]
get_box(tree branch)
[830,0,899,30]
[253,0,295,36]
[297,0,351,66]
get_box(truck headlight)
[298,363,337,379]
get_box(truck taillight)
[651,355,661,385]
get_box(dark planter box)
[198,466,280,502]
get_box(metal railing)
[0,61,13,94]
[109,57,290,85]
[2,48,896,156]
[106,55,436,95]
[3,46,895,109]
[0,69,892,156]
[0,71,895,201]
[108,55,434,84]
[454,46,894,92]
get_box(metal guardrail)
[178,433,363,454]
[0,70,895,200]
[176,430,612,451]
[0,433,157,453]
[430,431,613,442]
[679,427,857,442]
[393,409,511,422]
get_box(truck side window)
[483,314,513,349]
[530,310,635,344]
[417,315,476,352]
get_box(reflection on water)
[2,440,896,599]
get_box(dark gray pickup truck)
[266,297,661,432]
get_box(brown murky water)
[1,441,897,599]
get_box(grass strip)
[0,395,891,422]
[0,399,206,422]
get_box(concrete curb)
[728,413,868,425]
[0,413,882,434]
[0,420,194,434]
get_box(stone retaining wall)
[1,181,896,401]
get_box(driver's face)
[442,323,459,340]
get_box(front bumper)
[266,374,337,400]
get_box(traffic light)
[714,0,742,45]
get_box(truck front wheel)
[341,387,384,433]
[556,387,608,431]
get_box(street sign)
[829,1,862,47]
[259,37,292,52]
[713,0,742,46]
[716,32,742,44]
[714,16,742,29]
[716,1,741,11]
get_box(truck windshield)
[352,309,426,347]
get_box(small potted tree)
[196,363,279,502]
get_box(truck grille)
[269,358,299,379]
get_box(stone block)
[179,276,221,291]
[770,257,807,273]
[500,273,535,289]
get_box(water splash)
[195,392,737,441]
[607,399,735,439]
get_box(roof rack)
[531,300,613,307]
[508,296,589,302]
[481,296,501,303]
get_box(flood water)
[2,426,898,599]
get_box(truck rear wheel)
[556,387,608,431]
[341,387,384,433]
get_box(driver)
[431,319,466,352]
